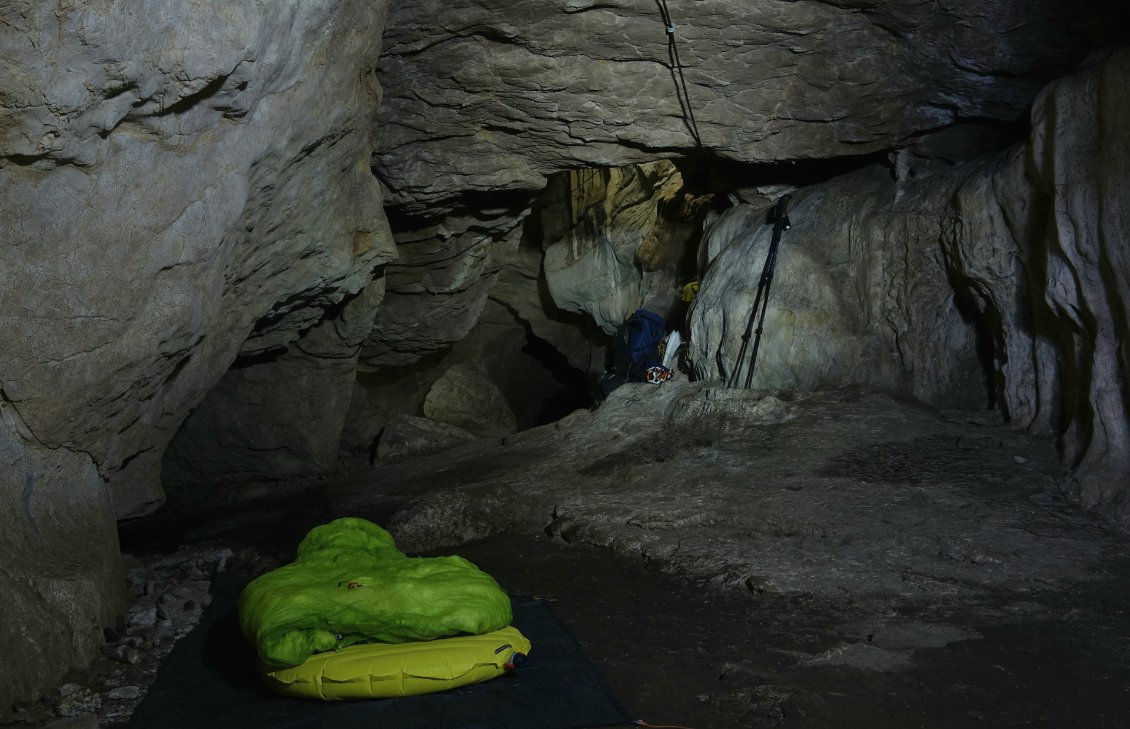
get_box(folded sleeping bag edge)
[238,517,514,669]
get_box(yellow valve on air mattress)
[261,625,532,700]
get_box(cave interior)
[1,1,1129,727]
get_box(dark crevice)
[949,286,1003,414]
[154,74,230,117]
[162,351,195,388]
[230,347,287,369]
[674,150,890,194]
[381,187,537,231]
[896,117,1031,165]
[515,325,594,429]
[562,3,620,15]
[118,447,154,472]
[356,347,451,383]
[4,151,52,166]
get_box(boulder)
[423,364,518,439]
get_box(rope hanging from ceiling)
[656,0,704,151]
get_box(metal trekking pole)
[727,195,792,389]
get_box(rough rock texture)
[360,203,530,368]
[488,243,606,375]
[423,363,518,438]
[3,0,1128,718]
[162,279,388,492]
[340,367,438,460]
[345,241,544,452]
[0,402,125,719]
[466,298,598,430]
[374,381,1110,600]
[542,161,711,332]
[344,218,605,454]
[945,49,1130,524]
[343,288,599,457]
[689,49,1130,523]
[29,385,1130,728]
[687,162,985,407]
[374,0,1122,210]
[1,0,391,712]
[2,0,394,519]
[8,547,246,728]
[375,414,478,464]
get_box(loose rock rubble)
[9,545,278,729]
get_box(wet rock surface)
[17,382,1128,728]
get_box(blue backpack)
[599,310,668,396]
[623,309,666,378]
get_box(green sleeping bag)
[238,517,512,668]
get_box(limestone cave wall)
[2,0,1128,716]
[367,1,1128,532]
[689,49,1130,513]
[1,0,393,712]
[960,51,1129,520]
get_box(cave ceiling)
[373,0,1119,214]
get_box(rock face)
[374,0,1121,210]
[360,203,530,368]
[343,188,608,453]
[424,364,518,438]
[162,279,389,494]
[542,161,712,333]
[375,414,478,463]
[688,49,1130,523]
[687,163,986,407]
[0,403,125,720]
[367,3,1129,526]
[1,0,395,520]
[947,49,1130,524]
[1,0,391,713]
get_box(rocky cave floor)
[16,382,1130,729]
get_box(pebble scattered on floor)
[19,545,279,729]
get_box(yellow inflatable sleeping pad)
[261,625,532,700]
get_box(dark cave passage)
[512,326,595,430]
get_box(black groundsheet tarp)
[129,573,634,729]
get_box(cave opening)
[674,148,892,195]
[949,284,1006,414]
[513,325,595,430]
